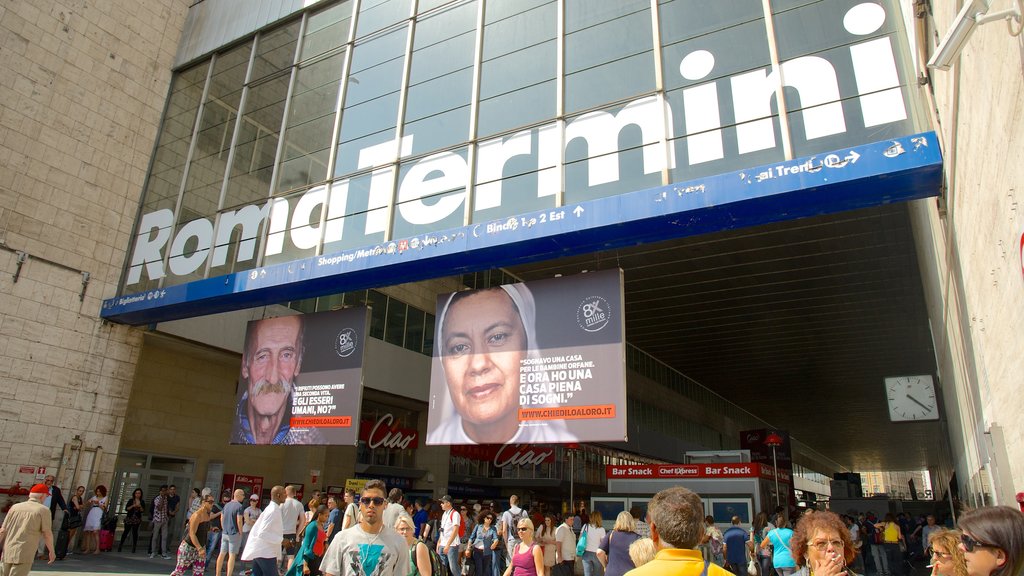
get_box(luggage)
[55,528,70,559]
[99,529,114,551]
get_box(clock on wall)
[884,375,939,422]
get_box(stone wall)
[916,0,1024,505]
[0,0,190,489]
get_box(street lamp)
[567,443,579,516]
[765,432,784,508]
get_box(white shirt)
[241,500,283,561]
[583,525,606,553]
[280,497,305,535]
[555,522,576,562]
[439,508,461,547]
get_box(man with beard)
[230,315,325,445]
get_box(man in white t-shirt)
[342,490,360,530]
[438,495,461,576]
[321,480,409,576]
[554,516,577,576]
[279,486,306,569]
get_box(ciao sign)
[359,413,418,450]
[450,444,557,468]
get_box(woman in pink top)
[502,518,545,576]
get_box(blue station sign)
[103,132,942,325]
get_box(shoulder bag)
[576,525,588,557]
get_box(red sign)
[450,444,557,467]
[606,463,789,481]
[18,466,35,474]
[359,413,419,450]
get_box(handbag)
[575,525,588,557]
[747,559,759,576]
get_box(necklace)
[363,523,384,547]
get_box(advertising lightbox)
[230,306,368,445]
[426,269,626,445]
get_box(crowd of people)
[2,476,1022,576]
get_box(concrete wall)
[0,0,190,489]
[914,0,1024,506]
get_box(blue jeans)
[252,557,278,576]
[205,529,222,561]
[439,543,461,576]
[491,547,505,576]
[582,551,604,576]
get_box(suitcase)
[99,529,114,551]
[55,528,70,559]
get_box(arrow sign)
[573,205,584,217]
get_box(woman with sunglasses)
[927,529,968,576]
[468,511,499,576]
[171,494,215,576]
[957,506,1024,576]
[789,510,859,576]
[502,519,544,576]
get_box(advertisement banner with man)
[230,307,368,445]
[426,269,627,445]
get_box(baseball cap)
[250,494,260,500]
[30,484,49,494]
[440,495,453,503]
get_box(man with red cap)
[0,483,56,575]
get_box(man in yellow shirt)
[625,487,733,576]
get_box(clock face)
[884,375,939,422]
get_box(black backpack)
[416,538,445,576]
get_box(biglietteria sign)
[103,1,942,324]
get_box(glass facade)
[123,0,920,293]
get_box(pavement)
[29,549,252,576]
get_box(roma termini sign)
[103,1,941,324]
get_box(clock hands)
[906,394,932,411]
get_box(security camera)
[927,0,1022,70]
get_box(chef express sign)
[124,1,915,289]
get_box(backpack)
[507,508,529,541]
[416,538,445,576]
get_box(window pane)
[392,148,468,239]
[180,43,252,224]
[251,20,300,83]
[422,312,435,355]
[277,51,345,193]
[335,27,408,177]
[262,184,329,266]
[565,1,654,113]
[224,73,290,208]
[478,0,556,138]
[405,306,425,353]
[384,299,407,346]
[321,171,391,255]
[355,0,412,39]
[366,290,387,339]
[302,0,354,61]
[403,1,476,154]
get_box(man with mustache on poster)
[231,315,325,445]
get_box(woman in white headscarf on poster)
[426,284,574,445]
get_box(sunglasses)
[360,496,386,506]
[927,548,953,560]
[517,527,530,532]
[961,533,998,553]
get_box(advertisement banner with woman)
[426,269,627,445]
[230,307,368,445]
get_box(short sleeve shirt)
[280,498,305,535]
[439,509,461,547]
[222,500,244,536]
[152,495,168,523]
[321,524,410,576]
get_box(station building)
[1,0,1021,526]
